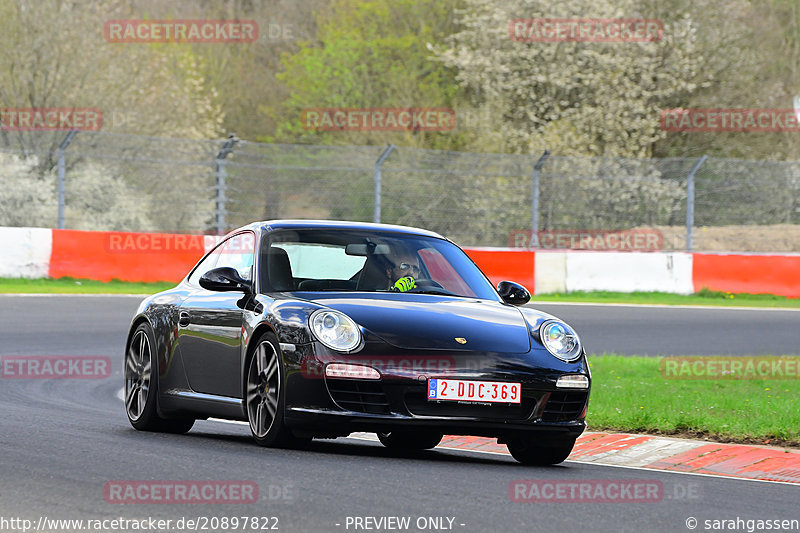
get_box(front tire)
[125,322,194,434]
[377,430,443,450]
[245,332,309,448]
[506,437,576,465]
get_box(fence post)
[531,150,550,242]
[685,155,708,252]
[56,131,78,229]
[215,134,239,235]
[373,145,396,224]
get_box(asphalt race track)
[3,295,798,357]
[532,302,800,356]
[0,295,798,533]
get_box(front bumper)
[285,405,587,442]
[284,362,589,441]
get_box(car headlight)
[539,320,582,362]
[309,309,361,352]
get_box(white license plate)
[427,378,521,404]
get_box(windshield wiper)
[410,289,462,297]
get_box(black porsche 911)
[124,220,590,465]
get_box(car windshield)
[260,229,500,300]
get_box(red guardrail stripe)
[692,253,800,298]
[49,229,205,283]
[463,248,535,293]
[42,228,800,300]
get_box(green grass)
[587,355,800,447]
[533,288,800,308]
[0,277,175,294]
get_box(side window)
[215,232,255,282]
[187,246,223,286]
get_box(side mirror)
[200,267,252,292]
[497,281,530,306]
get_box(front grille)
[404,390,536,420]
[541,391,588,422]
[326,379,391,414]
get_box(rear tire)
[506,438,575,465]
[125,322,194,434]
[377,430,443,450]
[246,332,310,448]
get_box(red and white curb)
[347,431,800,484]
[436,433,800,483]
[148,410,800,486]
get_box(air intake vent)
[326,379,391,415]
[541,391,588,422]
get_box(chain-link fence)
[1,130,799,252]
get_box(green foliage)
[272,0,466,149]
[0,0,224,141]
[431,0,728,157]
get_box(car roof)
[230,219,447,240]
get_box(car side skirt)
[159,389,247,421]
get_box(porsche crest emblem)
[455,337,467,344]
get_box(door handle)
[179,312,191,327]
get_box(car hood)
[308,294,532,353]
